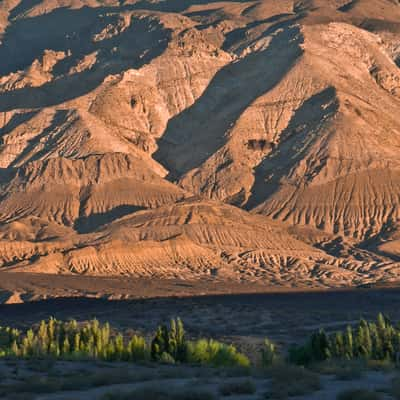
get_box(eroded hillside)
[2,0,400,287]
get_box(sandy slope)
[2,0,400,287]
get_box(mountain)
[2,0,400,287]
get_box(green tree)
[151,325,169,361]
[343,326,354,359]
[311,330,331,361]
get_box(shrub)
[187,339,250,368]
[127,335,149,362]
[159,351,176,364]
[261,338,278,366]
[151,318,187,362]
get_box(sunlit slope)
[1,0,400,285]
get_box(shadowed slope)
[154,23,303,177]
[0,10,171,110]
[246,86,339,209]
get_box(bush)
[336,389,382,400]
[261,338,278,366]
[127,335,149,362]
[187,339,250,368]
[151,318,187,362]
[159,351,176,364]
[289,313,400,365]
[218,379,256,396]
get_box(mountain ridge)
[2,0,400,287]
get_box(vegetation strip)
[0,318,249,367]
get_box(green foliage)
[0,318,149,362]
[0,317,250,369]
[289,313,400,365]
[186,339,250,368]
[159,351,176,364]
[127,335,148,362]
[151,318,187,362]
[261,338,278,366]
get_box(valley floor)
[2,282,400,398]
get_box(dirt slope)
[2,0,400,287]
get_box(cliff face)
[2,0,400,287]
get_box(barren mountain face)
[2,0,400,288]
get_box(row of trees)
[0,318,250,367]
[8,313,398,368]
[289,313,400,365]
[0,318,146,362]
